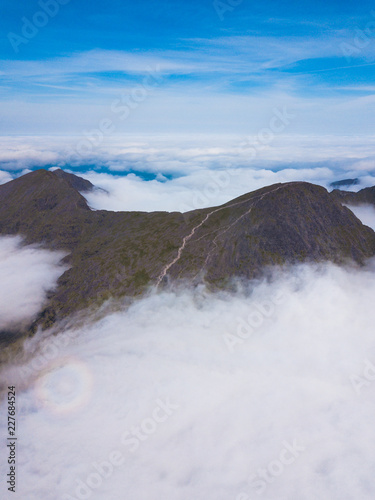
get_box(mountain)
[331,186,375,206]
[1,169,375,335]
[52,168,95,192]
[330,178,360,189]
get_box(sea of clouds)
[1,137,375,499]
[1,235,375,499]
[1,135,375,212]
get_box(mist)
[1,261,375,499]
[347,204,375,231]
[0,236,66,332]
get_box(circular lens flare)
[34,357,93,416]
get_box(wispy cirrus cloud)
[1,31,375,95]
[1,32,374,136]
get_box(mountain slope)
[331,186,375,206]
[172,182,375,285]
[1,169,375,333]
[53,168,94,192]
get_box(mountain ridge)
[331,185,375,206]
[1,169,375,337]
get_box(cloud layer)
[0,236,66,332]
[1,262,375,499]
[1,135,375,212]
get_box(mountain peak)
[0,168,91,210]
[51,169,94,192]
[0,169,91,249]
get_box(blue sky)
[1,0,375,136]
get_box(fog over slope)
[0,236,66,332]
[348,205,375,231]
[1,238,375,498]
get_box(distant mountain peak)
[330,178,360,190]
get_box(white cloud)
[82,166,337,212]
[347,204,375,231]
[1,34,372,81]
[0,236,67,332]
[0,170,12,185]
[1,135,375,212]
[2,89,375,136]
[1,263,375,499]
[76,135,375,212]
[1,34,375,136]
